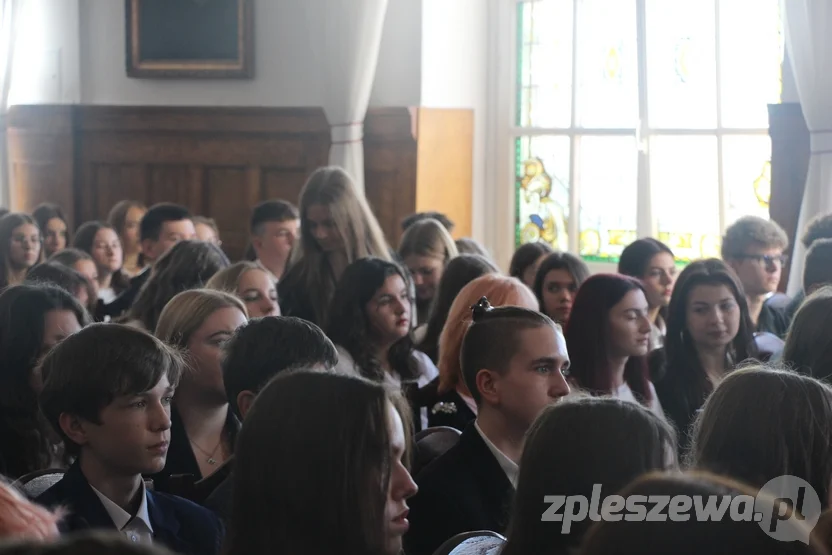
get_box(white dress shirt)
[474,421,519,488]
[90,482,154,545]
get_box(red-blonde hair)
[438,274,539,394]
[0,480,62,540]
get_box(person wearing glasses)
[721,216,790,338]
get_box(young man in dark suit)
[36,324,223,555]
[202,316,339,521]
[404,300,571,555]
[100,203,195,318]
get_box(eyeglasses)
[737,254,789,267]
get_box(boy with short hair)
[405,299,571,555]
[721,215,790,336]
[102,203,196,318]
[203,316,339,520]
[37,324,222,555]
[249,200,299,280]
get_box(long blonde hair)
[438,274,539,394]
[282,166,391,324]
[398,218,458,263]
[155,289,247,351]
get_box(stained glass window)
[515,136,571,251]
[723,136,773,225]
[719,0,783,128]
[575,0,638,128]
[516,0,574,128]
[651,137,722,261]
[578,137,638,262]
[646,0,718,129]
[513,0,782,264]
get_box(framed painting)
[125,0,254,79]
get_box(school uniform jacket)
[36,463,223,555]
[403,423,514,555]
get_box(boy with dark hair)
[36,324,222,554]
[249,200,299,280]
[202,316,338,520]
[785,213,832,319]
[721,215,790,336]
[405,298,571,555]
[803,238,832,295]
[102,204,195,319]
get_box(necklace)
[189,436,223,466]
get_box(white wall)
[421,0,489,247]
[8,0,80,105]
[77,0,420,107]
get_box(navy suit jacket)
[404,423,514,555]
[36,463,223,555]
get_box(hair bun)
[471,296,493,321]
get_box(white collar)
[90,481,153,533]
[474,421,519,488]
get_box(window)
[514,0,783,263]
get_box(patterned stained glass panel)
[719,0,783,128]
[575,0,638,129]
[515,136,571,251]
[651,136,721,261]
[577,136,638,262]
[516,0,574,128]
[645,0,717,129]
[723,136,772,225]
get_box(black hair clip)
[471,296,493,321]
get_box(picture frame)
[125,0,254,79]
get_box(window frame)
[505,0,778,265]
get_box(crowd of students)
[0,164,830,554]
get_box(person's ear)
[475,369,500,405]
[237,390,257,420]
[58,413,91,448]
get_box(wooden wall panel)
[88,164,147,219]
[6,106,75,224]
[364,108,418,247]
[7,105,473,263]
[69,106,330,261]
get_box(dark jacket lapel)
[146,491,190,554]
[51,463,118,531]
[457,424,514,526]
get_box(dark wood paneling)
[769,103,810,292]
[7,105,474,263]
[6,106,75,223]
[364,108,418,247]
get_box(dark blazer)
[404,423,514,555]
[757,301,790,339]
[98,268,150,320]
[36,463,223,555]
[202,465,233,524]
[149,408,240,498]
[412,378,477,432]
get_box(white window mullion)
[635,0,654,239]
[714,0,728,234]
[568,0,581,254]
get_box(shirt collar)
[90,481,153,533]
[474,420,519,488]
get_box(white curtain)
[782,0,832,295]
[303,0,389,193]
[0,0,25,208]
